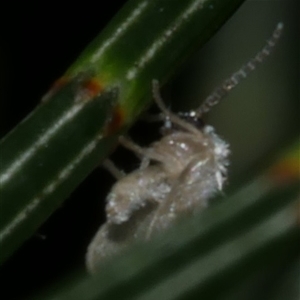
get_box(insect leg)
[102,159,126,180]
[119,135,146,157]
[118,136,151,169]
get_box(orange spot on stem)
[268,158,300,185]
[82,78,103,98]
[52,77,70,90]
[104,105,126,135]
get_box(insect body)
[86,23,283,273]
[87,85,229,272]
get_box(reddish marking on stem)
[268,158,300,185]
[81,78,103,98]
[104,104,126,135]
[52,77,70,90]
[42,76,104,103]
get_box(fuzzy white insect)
[86,23,284,273]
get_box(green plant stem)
[0,0,246,265]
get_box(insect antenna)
[192,22,284,118]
